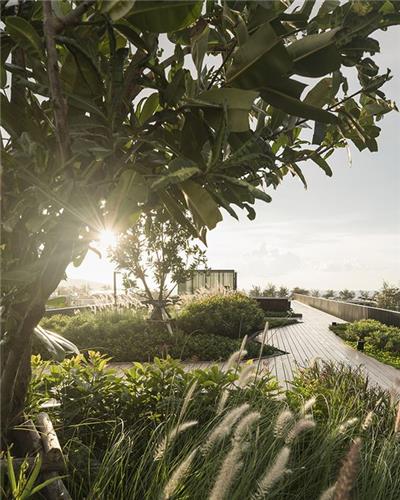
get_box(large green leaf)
[304,78,334,108]
[107,170,148,230]
[129,1,202,33]
[181,180,222,230]
[100,0,136,21]
[5,16,43,58]
[261,88,339,124]
[190,88,259,132]
[151,166,200,191]
[226,22,292,89]
[287,29,342,77]
[58,36,103,98]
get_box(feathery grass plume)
[179,380,198,421]
[233,412,260,442]
[237,363,255,388]
[319,484,337,500]
[334,437,362,500]
[162,447,198,500]
[201,404,250,455]
[300,396,317,415]
[394,401,400,434]
[154,420,198,460]
[286,418,316,444]
[225,349,248,371]
[255,321,269,381]
[209,440,246,500]
[251,446,291,500]
[274,409,295,438]
[216,390,229,416]
[361,411,374,430]
[338,418,359,434]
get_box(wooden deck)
[259,301,399,391]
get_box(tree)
[310,289,321,297]
[262,283,277,297]
[110,212,206,318]
[323,290,336,299]
[277,286,289,298]
[338,289,356,301]
[249,286,262,297]
[375,281,400,311]
[359,290,372,301]
[1,0,399,436]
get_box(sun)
[98,229,117,250]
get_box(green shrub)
[38,309,276,362]
[177,292,265,338]
[347,319,386,339]
[330,320,400,364]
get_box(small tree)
[323,290,336,299]
[262,283,277,297]
[110,213,206,318]
[338,289,356,301]
[310,289,321,297]
[249,286,262,297]
[359,290,372,301]
[375,281,400,311]
[277,286,289,298]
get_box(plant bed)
[38,310,279,362]
[330,321,400,369]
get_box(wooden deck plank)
[266,301,399,392]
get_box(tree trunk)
[1,303,44,443]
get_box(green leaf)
[114,20,148,51]
[138,92,159,124]
[261,87,338,124]
[101,0,136,21]
[58,36,103,97]
[191,88,259,132]
[151,166,201,191]
[5,16,43,58]
[226,22,292,89]
[304,78,334,108]
[129,1,202,33]
[181,180,222,230]
[192,25,209,77]
[310,153,333,177]
[107,170,148,230]
[287,29,342,77]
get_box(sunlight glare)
[98,229,117,250]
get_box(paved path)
[260,301,399,392]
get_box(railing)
[293,294,400,327]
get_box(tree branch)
[43,0,71,164]
[53,0,95,34]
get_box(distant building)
[178,269,237,295]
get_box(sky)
[66,20,400,293]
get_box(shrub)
[177,292,265,338]
[38,310,275,362]
[330,320,400,361]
